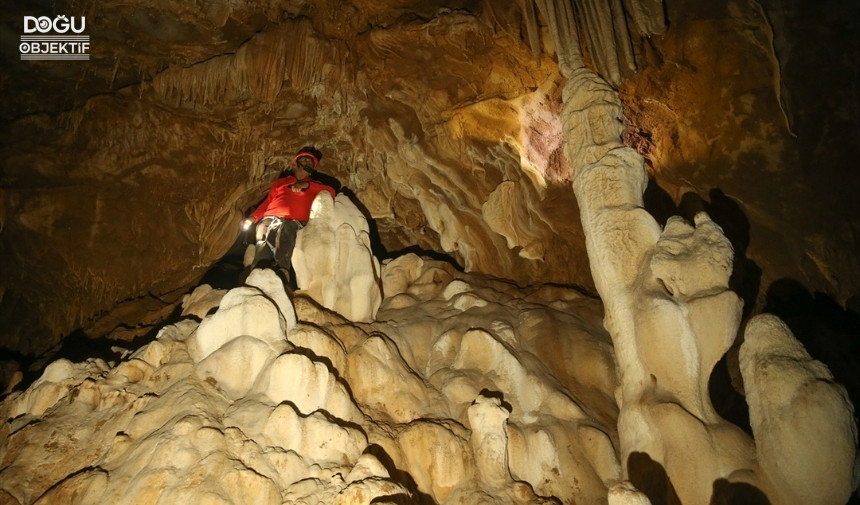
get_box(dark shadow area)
[364,443,438,505]
[277,398,366,434]
[0,301,186,397]
[199,229,252,290]
[709,479,771,505]
[382,244,463,270]
[642,176,678,226]
[477,388,513,413]
[370,493,416,504]
[627,451,682,505]
[708,351,751,435]
[763,278,860,417]
[308,170,343,193]
[336,187,462,272]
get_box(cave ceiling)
[1,0,858,357]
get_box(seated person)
[242,146,336,279]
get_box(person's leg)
[239,219,279,284]
[273,220,301,269]
[250,218,275,268]
[273,220,302,288]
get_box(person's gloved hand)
[241,217,254,231]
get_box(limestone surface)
[292,192,382,322]
[0,262,621,505]
[564,63,858,505]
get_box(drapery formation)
[525,0,665,83]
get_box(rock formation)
[1,0,858,361]
[1,247,856,503]
[561,36,857,505]
[292,192,382,322]
[0,262,624,504]
[1,0,859,503]
[1,171,857,503]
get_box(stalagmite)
[0,258,625,504]
[292,192,382,322]
[0,1,857,504]
[741,314,859,504]
[515,1,860,503]
[468,393,513,488]
[557,25,858,505]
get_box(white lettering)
[23,16,37,33]
[20,15,89,59]
[22,15,85,34]
[53,15,69,33]
[70,17,85,34]
[36,16,52,33]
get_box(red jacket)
[250,175,336,223]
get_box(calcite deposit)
[1,0,858,361]
[1,0,859,503]
[292,192,382,322]
[1,181,857,504]
[0,262,621,505]
[562,51,857,505]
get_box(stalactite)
[534,0,584,77]
[285,20,325,91]
[58,104,88,136]
[575,0,624,84]
[151,53,235,106]
[520,0,542,65]
[149,19,339,106]
[608,0,637,78]
[234,27,289,103]
[530,0,666,84]
[110,57,121,90]
[152,22,316,105]
[622,0,667,36]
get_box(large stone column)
[556,20,857,505]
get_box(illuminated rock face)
[292,192,382,322]
[0,0,858,503]
[0,264,622,504]
[0,9,589,355]
[1,258,855,504]
[564,65,857,505]
[1,0,857,359]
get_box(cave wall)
[1,0,858,360]
[2,2,595,356]
[620,0,860,313]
